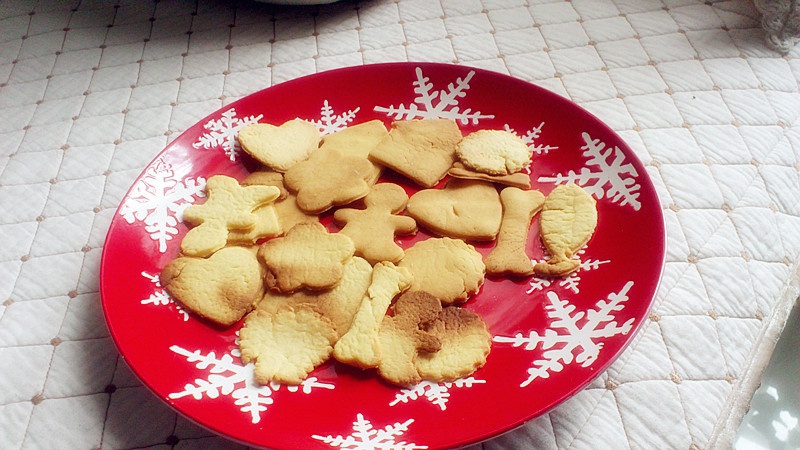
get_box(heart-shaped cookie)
[238,119,320,172]
[160,246,265,327]
[406,179,502,241]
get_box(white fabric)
[1,0,799,449]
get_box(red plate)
[101,62,665,449]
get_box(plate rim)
[99,61,667,449]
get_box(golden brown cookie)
[369,119,462,188]
[258,222,355,293]
[239,304,337,385]
[181,175,281,257]
[406,178,502,242]
[333,183,417,264]
[284,148,374,214]
[238,120,320,172]
[484,187,546,276]
[455,129,531,176]
[332,262,413,369]
[377,291,442,387]
[447,162,531,189]
[241,170,288,199]
[398,237,485,306]
[319,119,388,185]
[533,184,598,278]
[160,246,265,327]
[239,170,319,233]
[257,256,374,338]
[415,306,492,382]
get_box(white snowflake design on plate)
[312,413,427,450]
[310,100,360,135]
[374,67,494,125]
[118,159,206,253]
[527,249,611,295]
[505,122,558,159]
[140,272,189,321]
[168,345,334,424]
[192,107,263,162]
[538,132,642,210]
[494,281,635,388]
[389,377,485,411]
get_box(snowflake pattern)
[538,132,642,210]
[140,272,188,321]
[494,281,635,387]
[505,122,558,158]
[168,345,335,424]
[312,413,427,450]
[389,378,485,411]
[374,67,494,125]
[527,250,611,295]
[192,108,263,161]
[310,100,360,135]
[118,159,206,253]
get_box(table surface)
[1,0,799,449]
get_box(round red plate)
[101,62,665,450]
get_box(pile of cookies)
[159,117,597,388]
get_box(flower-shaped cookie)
[284,148,375,214]
[258,222,355,293]
[239,304,338,385]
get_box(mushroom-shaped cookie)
[415,306,492,382]
[455,129,532,176]
[377,291,442,387]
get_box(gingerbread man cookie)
[333,183,417,264]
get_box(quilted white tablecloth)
[1,0,799,449]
